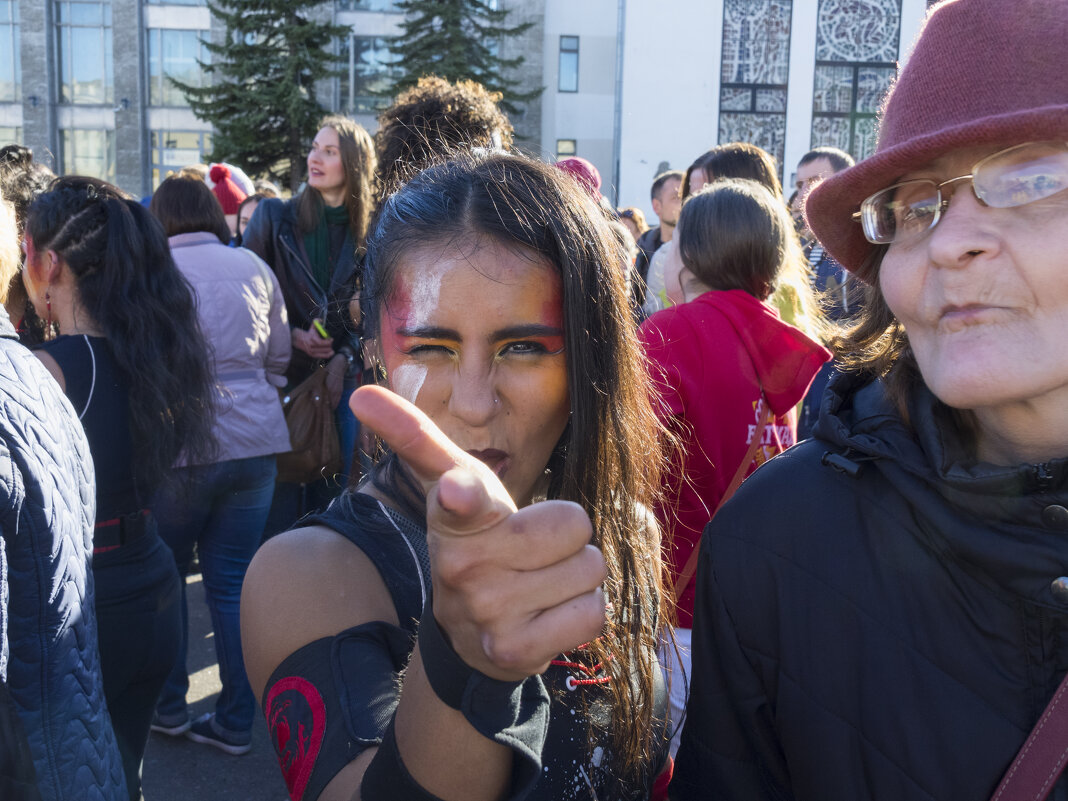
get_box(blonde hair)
[0,190,18,305]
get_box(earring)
[44,288,55,341]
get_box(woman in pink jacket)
[148,175,292,754]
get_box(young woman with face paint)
[242,152,674,801]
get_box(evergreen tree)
[387,0,538,113]
[173,1,349,191]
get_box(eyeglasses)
[854,141,1068,245]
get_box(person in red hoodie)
[638,177,830,755]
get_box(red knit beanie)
[805,0,1068,280]
[209,164,247,215]
[555,157,602,200]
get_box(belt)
[94,510,152,554]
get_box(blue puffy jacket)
[0,314,125,800]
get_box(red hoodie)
[639,289,831,627]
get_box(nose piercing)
[494,398,500,404]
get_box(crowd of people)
[2,0,1068,799]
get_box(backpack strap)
[672,399,772,604]
[989,670,1068,801]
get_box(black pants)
[94,530,181,801]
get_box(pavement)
[141,573,287,801]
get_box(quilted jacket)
[672,372,1068,801]
[0,314,126,800]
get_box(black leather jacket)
[242,196,361,384]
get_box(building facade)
[1,0,934,205]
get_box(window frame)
[717,0,792,183]
[809,0,902,161]
[339,34,401,115]
[55,0,114,106]
[0,1,19,103]
[558,35,579,93]
[147,28,210,108]
[60,128,116,183]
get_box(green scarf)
[302,204,349,291]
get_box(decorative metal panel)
[721,0,792,84]
[815,0,901,62]
[719,0,792,180]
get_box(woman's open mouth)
[467,449,509,477]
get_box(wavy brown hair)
[363,151,671,780]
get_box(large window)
[61,129,115,182]
[0,127,21,145]
[558,36,579,93]
[148,29,209,107]
[146,0,204,4]
[810,0,901,161]
[56,0,113,105]
[339,36,401,115]
[150,130,212,188]
[0,1,18,103]
[718,0,792,178]
[337,0,397,10]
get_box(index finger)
[349,384,474,490]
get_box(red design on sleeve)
[265,676,327,800]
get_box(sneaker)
[150,711,191,736]
[185,713,251,756]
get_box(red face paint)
[378,278,412,377]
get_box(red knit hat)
[555,157,602,199]
[806,0,1068,281]
[209,164,247,215]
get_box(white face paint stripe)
[391,363,427,405]
[407,267,444,329]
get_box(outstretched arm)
[242,385,608,801]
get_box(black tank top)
[308,491,668,800]
[38,335,143,522]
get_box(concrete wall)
[17,0,57,171]
[618,0,722,219]
[115,0,146,195]
[541,0,618,197]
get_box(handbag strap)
[672,399,773,603]
[990,670,1068,801]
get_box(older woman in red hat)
[671,0,1068,799]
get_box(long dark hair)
[296,115,375,247]
[25,176,216,487]
[362,151,670,776]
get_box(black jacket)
[672,372,1068,801]
[242,196,361,384]
[632,226,664,309]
